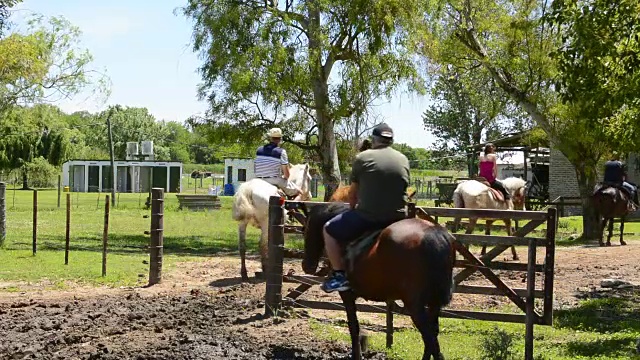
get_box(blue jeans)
[324,210,382,245]
[622,181,637,196]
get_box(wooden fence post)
[524,237,538,360]
[57,174,61,208]
[265,195,285,317]
[65,193,71,265]
[148,188,164,286]
[32,190,37,256]
[0,182,5,246]
[543,207,557,325]
[102,195,110,277]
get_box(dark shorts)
[324,209,389,244]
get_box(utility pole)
[106,107,117,208]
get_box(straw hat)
[267,128,283,138]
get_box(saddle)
[276,189,298,201]
[473,176,506,202]
[593,182,637,212]
[345,228,385,274]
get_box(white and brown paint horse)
[451,177,527,260]
[232,164,312,281]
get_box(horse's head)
[302,202,350,274]
[289,163,313,200]
[503,177,527,210]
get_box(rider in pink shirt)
[478,143,510,200]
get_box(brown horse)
[302,203,455,360]
[592,184,634,246]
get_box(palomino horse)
[232,164,312,281]
[592,184,635,246]
[302,203,455,360]
[451,177,527,260]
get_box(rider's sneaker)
[321,271,350,293]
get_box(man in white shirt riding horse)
[254,128,304,201]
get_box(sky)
[9,0,437,148]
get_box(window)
[237,168,247,182]
[227,166,233,184]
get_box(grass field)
[2,188,639,359]
[313,294,640,360]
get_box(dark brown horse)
[592,184,634,246]
[302,203,455,360]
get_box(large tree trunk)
[575,164,600,240]
[308,3,341,201]
[318,116,341,201]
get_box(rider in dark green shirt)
[321,123,410,293]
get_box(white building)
[224,158,254,189]
[61,160,183,193]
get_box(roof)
[62,160,183,166]
[469,129,550,151]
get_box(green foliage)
[480,326,515,360]
[24,156,58,188]
[548,0,640,153]
[421,0,629,237]
[179,0,428,189]
[0,0,21,37]
[422,66,528,153]
[0,104,72,173]
[0,14,109,111]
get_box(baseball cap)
[372,123,394,138]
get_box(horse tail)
[452,189,464,208]
[232,183,254,221]
[421,226,455,307]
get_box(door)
[88,166,100,192]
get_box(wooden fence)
[7,187,165,286]
[264,196,557,360]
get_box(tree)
[84,106,170,160]
[422,66,521,153]
[0,0,21,37]
[0,14,109,112]
[423,65,531,175]
[548,0,640,152]
[422,0,609,239]
[0,104,72,189]
[180,0,426,199]
[163,121,193,163]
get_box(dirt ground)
[0,243,638,359]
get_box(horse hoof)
[621,240,627,246]
[606,242,612,247]
[512,256,520,261]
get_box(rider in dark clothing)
[603,153,638,205]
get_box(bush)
[24,157,59,188]
[480,326,515,360]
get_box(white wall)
[224,158,255,189]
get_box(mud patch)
[0,286,385,359]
